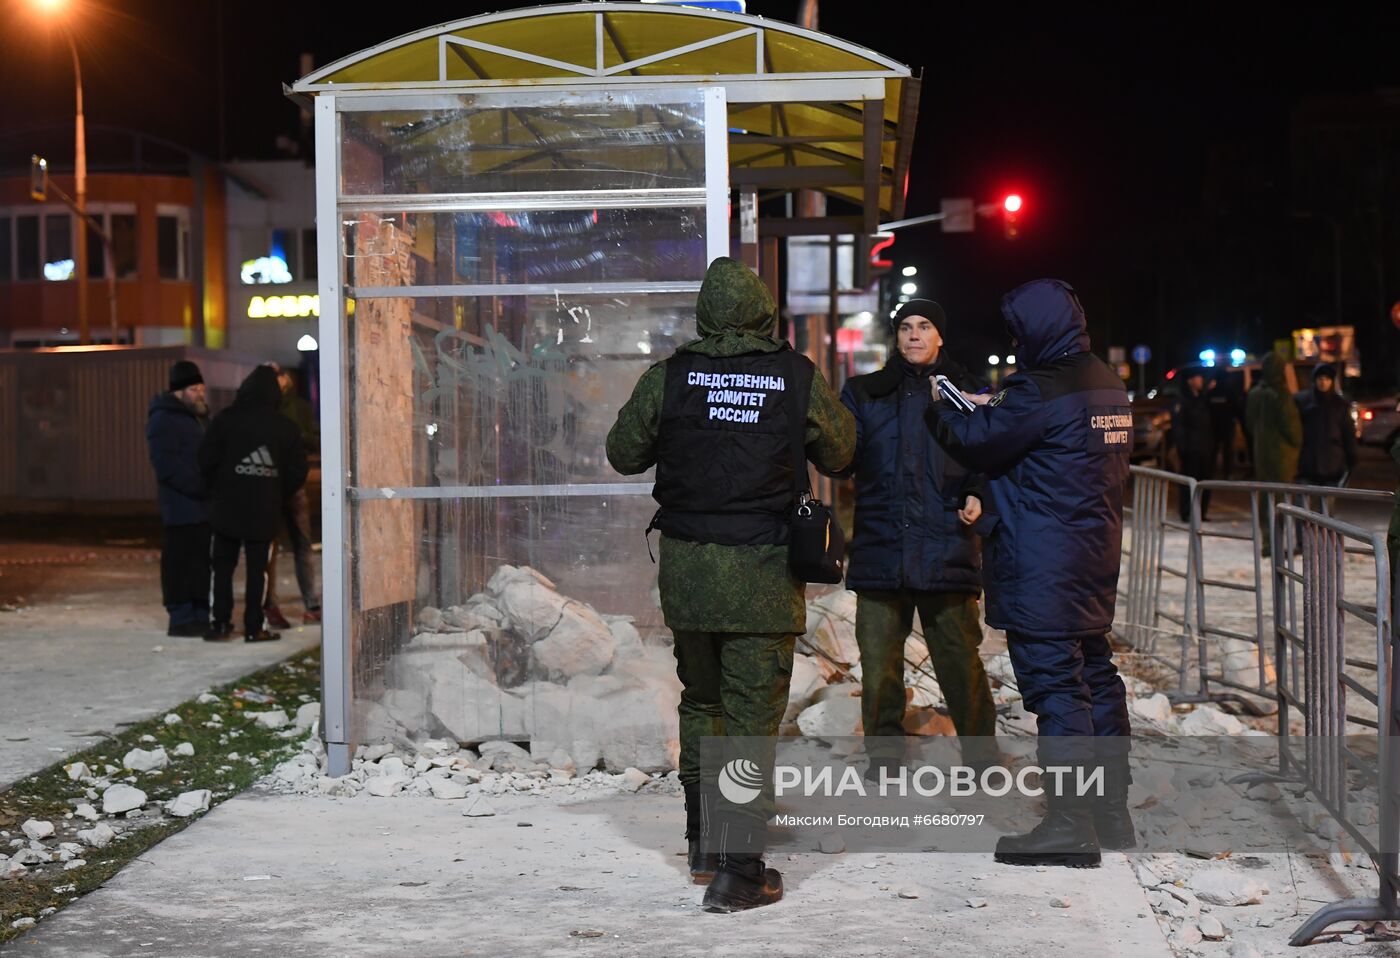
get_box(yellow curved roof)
[291,3,919,218]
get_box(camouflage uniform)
[606,258,855,823]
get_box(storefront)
[289,2,918,774]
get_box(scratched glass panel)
[342,207,707,289]
[339,91,707,196]
[343,290,697,762]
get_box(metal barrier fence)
[1119,467,1197,695]
[1192,480,1393,711]
[1272,504,1399,944]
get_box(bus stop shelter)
[287,2,919,775]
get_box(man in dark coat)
[927,279,1133,869]
[1207,370,1245,479]
[1170,367,1215,521]
[145,360,211,637]
[1295,363,1357,487]
[839,299,996,775]
[262,366,321,628]
[198,365,308,642]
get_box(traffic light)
[1002,193,1023,240]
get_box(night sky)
[3,1,1398,380]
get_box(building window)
[110,214,138,279]
[302,227,317,281]
[87,215,105,280]
[157,212,189,281]
[241,227,299,284]
[0,216,11,283]
[16,215,38,280]
[44,213,73,281]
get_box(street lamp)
[35,0,89,344]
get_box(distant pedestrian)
[145,360,212,637]
[1245,351,1303,556]
[1295,363,1357,488]
[1170,366,1215,521]
[262,366,321,628]
[1207,370,1245,479]
[198,365,308,642]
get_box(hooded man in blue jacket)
[927,279,1133,869]
[840,300,997,776]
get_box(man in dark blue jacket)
[145,360,211,637]
[928,279,1133,869]
[840,300,996,776]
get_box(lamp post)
[36,0,88,344]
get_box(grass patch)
[0,648,321,943]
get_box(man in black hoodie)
[145,360,212,637]
[198,365,308,642]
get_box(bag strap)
[785,349,814,500]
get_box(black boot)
[684,784,718,884]
[994,798,1101,869]
[702,816,783,913]
[1094,757,1136,850]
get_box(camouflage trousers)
[855,590,998,763]
[672,630,795,824]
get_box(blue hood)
[1001,279,1090,369]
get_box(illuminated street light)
[900,281,918,296]
[988,354,1001,366]
[901,266,917,277]
[296,334,319,352]
[1006,354,1017,365]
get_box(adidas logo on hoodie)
[235,445,280,478]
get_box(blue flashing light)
[1198,348,1217,368]
[1229,348,1246,366]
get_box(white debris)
[249,709,290,730]
[139,734,157,743]
[462,794,496,817]
[21,820,54,842]
[1,859,27,879]
[621,767,650,792]
[429,777,469,800]
[74,804,99,822]
[796,692,862,740]
[1171,924,1204,948]
[101,784,147,815]
[11,849,47,865]
[1131,693,1173,725]
[1228,938,1266,958]
[165,790,212,818]
[65,762,91,781]
[1050,897,1072,908]
[365,776,406,797]
[818,833,846,854]
[1245,782,1281,801]
[174,742,196,758]
[1178,706,1249,736]
[197,692,220,704]
[63,859,86,871]
[164,713,182,725]
[11,917,36,929]
[122,747,169,772]
[1189,868,1269,906]
[1198,915,1226,940]
[896,886,920,899]
[1341,933,1366,945]
[373,756,408,779]
[77,823,116,849]
[966,897,988,909]
[294,701,320,731]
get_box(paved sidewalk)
[0,543,318,788]
[13,789,1170,958]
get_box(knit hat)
[889,299,947,338]
[1313,363,1336,381]
[168,360,203,392]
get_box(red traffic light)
[1003,193,1023,213]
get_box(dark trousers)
[1177,449,1214,522]
[855,590,997,760]
[672,630,795,825]
[264,489,318,610]
[212,533,271,636]
[160,522,210,627]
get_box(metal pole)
[68,30,88,346]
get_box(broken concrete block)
[1189,868,1268,906]
[417,606,445,633]
[1,859,27,879]
[365,776,406,798]
[429,777,469,800]
[1198,915,1226,940]
[65,762,90,781]
[1245,782,1281,802]
[622,767,650,791]
[897,887,921,899]
[818,832,846,854]
[164,713,182,725]
[77,824,116,849]
[173,742,195,758]
[294,702,320,732]
[797,694,862,741]
[74,804,99,822]
[165,790,212,818]
[1131,693,1173,725]
[1178,706,1248,736]
[530,601,616,679]
[122,747,169,772]
[462,794,496,817]
[197,693,220,704]
[21,820,54,842]
[250,709,290,730]
[101,784,147,815]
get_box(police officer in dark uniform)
[607,257,854,912]
[927,279,1133,868]
[1170,366,1215,520]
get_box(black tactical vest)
[652,348,815,546]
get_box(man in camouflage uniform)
[607,257,854,913]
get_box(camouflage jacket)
[606,257,855,634]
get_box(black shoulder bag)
[785,351,845,583]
